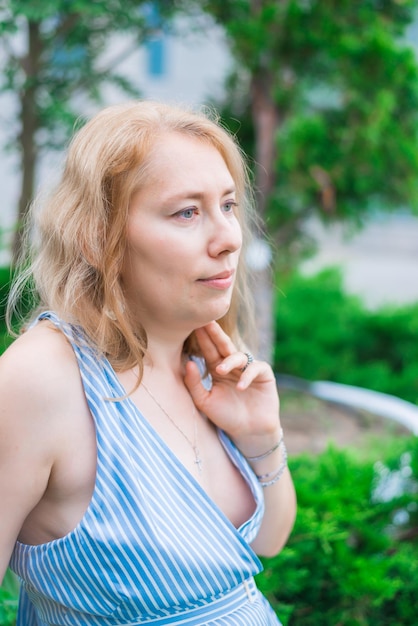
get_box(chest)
[121,382,256,528]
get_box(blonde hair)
[9,100,256,377]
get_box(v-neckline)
[105,359,261,534]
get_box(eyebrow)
[165,187,237,202]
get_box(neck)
[142,332,189,383]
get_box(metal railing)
[276,374,418,436]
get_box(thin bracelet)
[256,440,288,479]
[257,441,288,488]
[242,429,284,462]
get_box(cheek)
[125,221,198,280]
[128,245,182,285]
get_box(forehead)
[142,132,236,194]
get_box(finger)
[195,322,236,363]
[237,360,275,390]
[236,362,260,390]
[193,327,221,369]
[194,322,234,367]
[216,351,253,376]
[204,321,237,356]
[183,359,210,412]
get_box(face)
[120,132,243,337]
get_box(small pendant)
[194,448,203,473]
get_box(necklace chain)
[142,383,203,473]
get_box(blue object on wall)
[147,36,166,77]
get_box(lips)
[202,270,234,281]
[197,270,235,290]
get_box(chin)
[186,293,233,328]
[206,300,232,324]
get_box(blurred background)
[1,2,418,624]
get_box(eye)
[176,207,197,220]
[223,201,238,213]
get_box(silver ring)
[241,351,254,372]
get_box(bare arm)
[0,324,81,584]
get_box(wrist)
[235,427,288,489]
[232,425,283,460]
[253,440,288,488]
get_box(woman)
[0,101,296,625]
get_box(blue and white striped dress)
[9,312,281,626]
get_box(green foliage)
[0,267,13,352]
[257,436,418,625]
[0,267,18,352]
[0,570,18,626]
[0,266,12,320]
[274,267,418,403]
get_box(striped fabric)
[10,312,281,625]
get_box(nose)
[207,211,242,258]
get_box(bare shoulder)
[0,319,85,461]
[0,320,79,397]
[0,319,86,485]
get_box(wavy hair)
[9,100,256,379]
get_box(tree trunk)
[248,71,280,363]
[12,20,42,265]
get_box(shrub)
[0,571,18,626]
[0,267,11,323]
[257,436,418,625]
[274,268,418,403]
[0,266,28,353]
